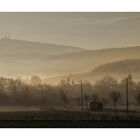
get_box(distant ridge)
[92,59,140,78]
[0,38,86,55]
[46,58,140,84]
[0,39,140,78]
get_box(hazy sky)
[0,12,140,50]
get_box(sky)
[0,12,140,50]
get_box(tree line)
[0,75,140,111]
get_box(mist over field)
[1,13,140,124]
[1,12,140,80]
[2,38,140,81]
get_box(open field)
[0,106,139,120]
[0,106,139,127]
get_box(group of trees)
[57,75,140,110]
[0,75,140,111]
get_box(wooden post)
[126,78,129,119]
[81,80,84,111]
[41,84,44,107]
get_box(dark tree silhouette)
[135,92,140,105]
[92,94,100,102]
[75,97,80,109]
[101,97,108,105]
[110,91,121,113]
[24,85,30,106]
[30,75,42,86]
[84,94,89,109]
[59,90,68,108]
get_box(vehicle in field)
[89,102,103,112]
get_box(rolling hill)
[0,38,86,77]
[91,59,140,80]
[0,38,86,55]
[45,45,140,79]
[47,59,140,84]
[1,38,140,79]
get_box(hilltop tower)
[0,33,11,40]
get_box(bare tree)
[24,85,30,106]
[101,97,108,105]
[59,90,68,108]
[92,94,100,102]
[30,75,42,86]
[110,91,121,113]
[75,97,80,109]
[135,92,140,105]
[84,94,89,109]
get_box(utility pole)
[41,84,44,108]
[80,80,84,111]
[126,77,129,120]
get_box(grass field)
[0,106,139,127]
[0,106,139,120]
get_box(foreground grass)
[0,108,139,120]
